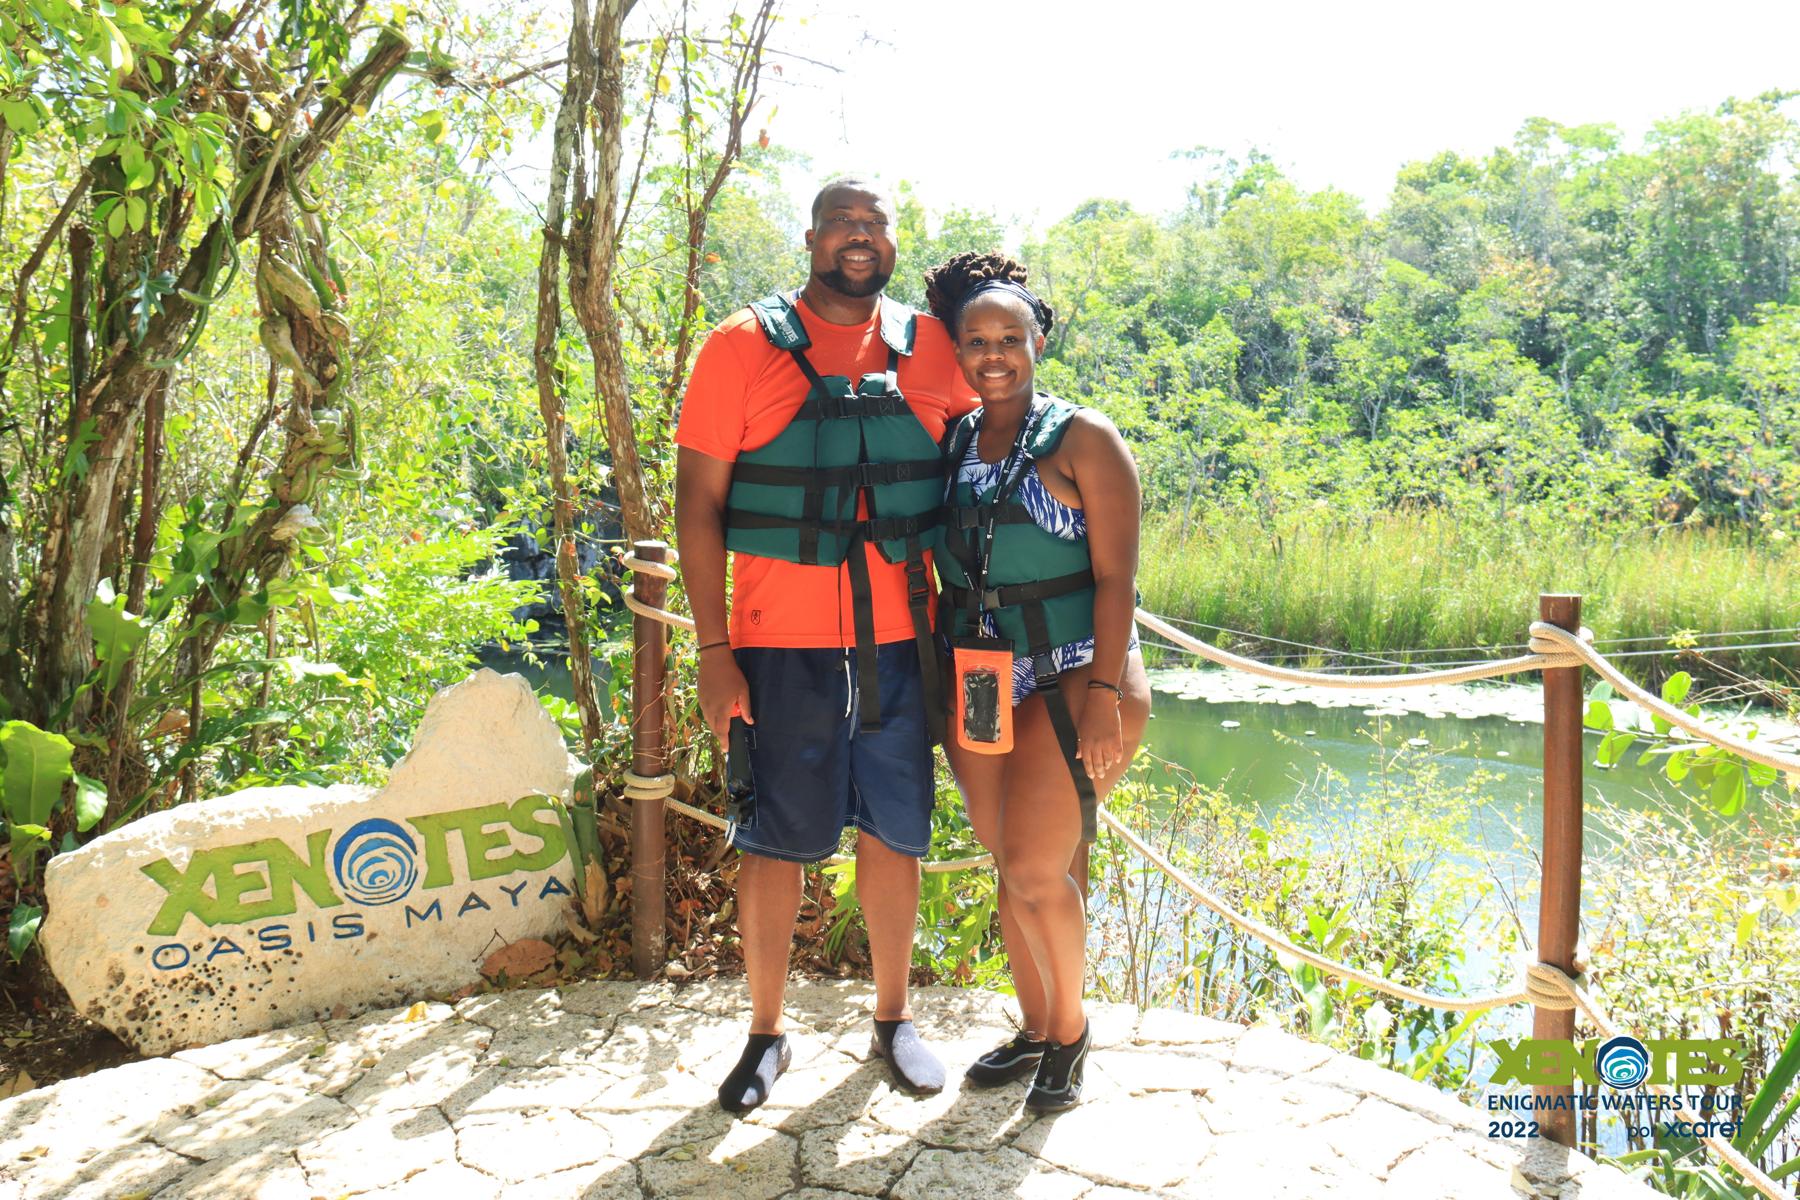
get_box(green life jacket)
[937,396,1095,657]
[937,396,1100,842]
[723,291,945,736]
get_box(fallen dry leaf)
[480,938,555,982]
[582,861,609,925]
[402,1001,429,1023]
[561,909,597,945]
[0,1071,34,1099]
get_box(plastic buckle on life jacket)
[1031,652,1058,687]
[905,560,931,608]
[856,461,904,488]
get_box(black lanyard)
[971,401,1036,604]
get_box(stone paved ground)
[0,981,1656,1199]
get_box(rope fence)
[615,547,1797,1197]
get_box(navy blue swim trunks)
[729,640,934,863]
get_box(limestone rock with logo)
[41,670,582,1055]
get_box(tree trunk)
[534,0,620,754]
[566,0,654,545]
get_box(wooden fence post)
[1536,593,1585,1146]
[630,540,670,979]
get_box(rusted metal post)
[1535,593,1584,1146]
[630,540,671,979]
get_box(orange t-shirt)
[676,296,976,649]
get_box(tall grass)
[1138,510,1800,691]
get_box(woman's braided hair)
[923,251,1055,337]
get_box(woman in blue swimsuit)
[924,252,1151,1111]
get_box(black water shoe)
[1024,1021,1090,1112]
[870,1018,945,1095]
[718,1032,790,1114]
[964,1032,1048,1088]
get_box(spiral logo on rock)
[331,819,418,906]
[1597,1035,1651,1090]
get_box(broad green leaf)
[1588,682,1614,704]
[1584,700,1613,731]
[278,657,345,682]
[7,905,43,963]
[1710,765,1747,816]
[1597,731,1635,767]
[72,773,106,833]
[1735,910,1760,949]
[0,98,40,135]
[98,13,136,77]
[0,722,74,828]
[1662,672,1693,705]
[88,585,150,694]
[1740,1020,1800,1160]
[1772,886,1800,918]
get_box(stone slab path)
[0,980,1656,1199]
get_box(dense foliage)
[1,6,1796,1182]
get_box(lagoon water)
[1140,669,1694,862]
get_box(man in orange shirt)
[675,177,975,1112]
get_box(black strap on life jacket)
[945,503,1039,530]
[1021,600,1099,844]
[728,458,943,489]
[940,569,1095,615]
[722,508,935,545]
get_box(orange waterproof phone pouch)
[952,636,1015,754]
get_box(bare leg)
[855,831,921,1020]
[737,852,804,1035]
[999,704,1090,1046]
[947,740,1048,1035]
[1000,654,1152,1045]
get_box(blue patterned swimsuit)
[955,419,1138,704]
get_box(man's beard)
[816,267,891,298]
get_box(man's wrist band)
[1087,679,1123,699]
[698,640,732,654]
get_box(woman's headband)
[959,278,1051,332]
